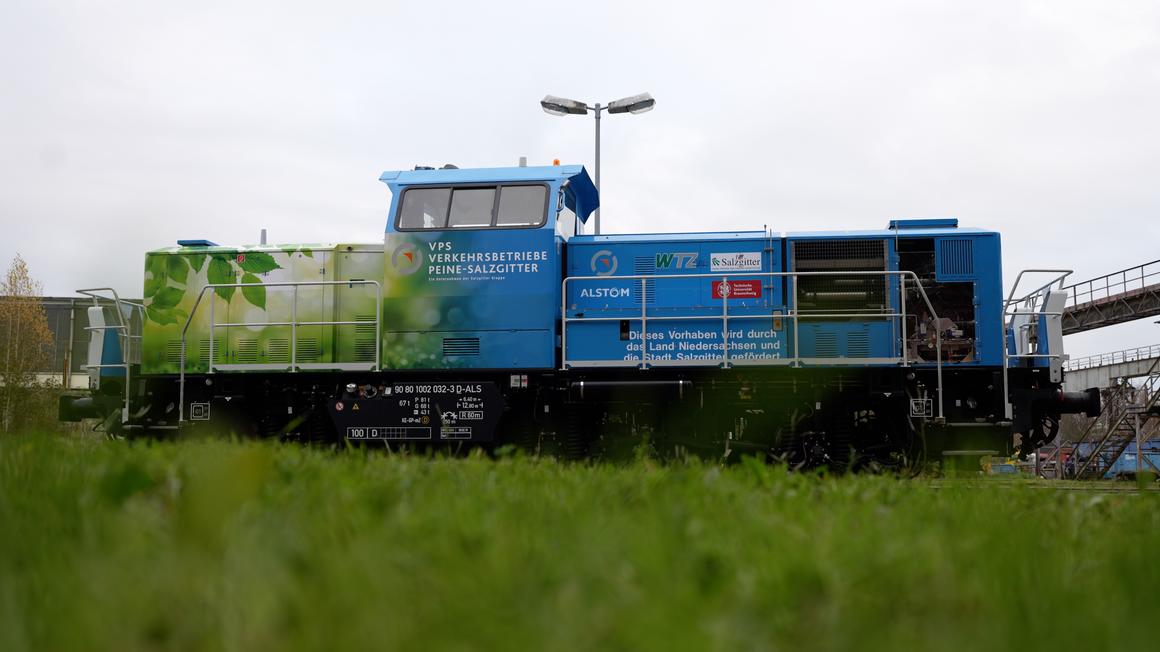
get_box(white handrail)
[178,280,382,423]
[562,269,946,419]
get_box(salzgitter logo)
[590,249,618,276]
[392,243,423,275]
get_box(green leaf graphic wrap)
[240,273,266,309]
[188,252,207,273]
[144,273,164,299]
[146,306,179,325]
[239,252,280,274]
[166,255,189,285]
[151,286,185,310]
[208,256,236,302]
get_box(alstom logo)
[580,287,631,298]
[655,252,698,269]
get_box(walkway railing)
[1065,344,1160,372]
[1063,259,1160,308]
[178,280,382,422]
[562,269,946,419]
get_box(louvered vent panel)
[938,239,974,278]
[816,332,839,358]
[296,338,322,362]
[354,316,376,361]
[847,330,870,357]
[198,339,226,365]
[443,337,480,357]
[165,341,182,364]
[236,339,259,363]
[267,339,290,363]
[633,257,656,305]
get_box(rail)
[562,269,945,419]
[75,288,144,424]
[178,280,382,423]
[1065,344,1160,372]
[1062,258,1160,309]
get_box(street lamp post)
[540,93,656,235]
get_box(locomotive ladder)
[75,288,145,427]
[562,269,947,419]
[1000,269,1073,421]
[177,280,382,422]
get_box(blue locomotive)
[62,163,1099,466]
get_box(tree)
[0,254,54,432]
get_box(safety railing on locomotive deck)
[561,270,946,418]
[1000,269,1073,420]
[177,280,382,422]
[75,288,145,424]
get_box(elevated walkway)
[1064,344,1160,391]
[1061,259,1160,334]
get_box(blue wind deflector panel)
[887,218,958,230]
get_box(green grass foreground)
[2,435,1158,651]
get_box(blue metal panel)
[797,322,894,359]
[888,218,959,230]
[969,233,1004,367]
[565,233,788,365]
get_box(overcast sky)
[1,0,1157,356]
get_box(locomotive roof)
[379,164,599,222]
[787,225,994,239]
[571,230,768,244]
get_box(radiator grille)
[938,239,974,278]
[443,337,480,357]
[792,239,888,313]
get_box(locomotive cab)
[379,165,597,370]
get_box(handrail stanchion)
[900,276,908,367]
[721,276,729,368]
[640,277,648,368]
[208,295,216,372]
[291,287,298,372]
[561,278,569,369]
[792,275,800,367]
[374,283,382,371]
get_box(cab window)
[397,184,547,230]
[448,188,495,228]
[399,187,451,229]
[497,186,547,227]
